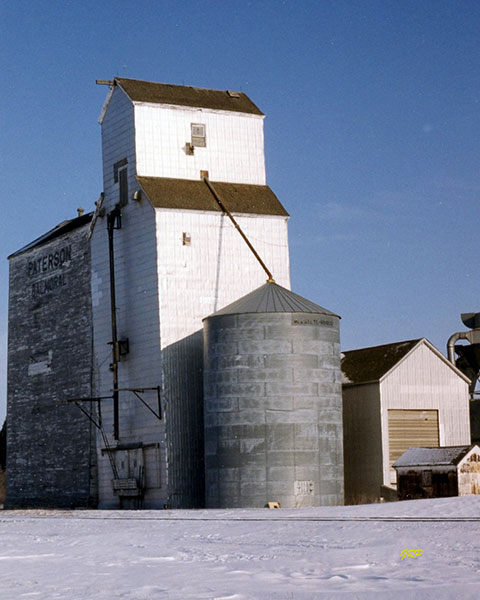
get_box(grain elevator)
[6,77,344,509]
[91,78,291,508]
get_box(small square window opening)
[191,123,206,147]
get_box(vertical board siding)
[92,91,166,506]
[380,342,471,487]
[101,87,136,215]
[135,105,266,185]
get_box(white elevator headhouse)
[91,78,291,507]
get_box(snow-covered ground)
[0,497,479,599]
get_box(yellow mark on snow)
[400,548,423,560]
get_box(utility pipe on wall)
[107,208,122,440]
[447,331,470,364]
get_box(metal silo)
[203,282,344,508]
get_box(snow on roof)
[393,445,476,468]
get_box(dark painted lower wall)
[6,223,97,508]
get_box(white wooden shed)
[341,338,471,504]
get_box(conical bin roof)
[206,282,340,318]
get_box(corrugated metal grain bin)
[203,282,344,508]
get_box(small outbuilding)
[341,338,471,504]
[393,445,480,500]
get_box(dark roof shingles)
[341,339,420,384]
[115,78,264,116]
[137,177,289,217]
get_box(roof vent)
[226,90,241,98]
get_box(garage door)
[388,409,439,484]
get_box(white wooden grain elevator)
[91,78,291,507]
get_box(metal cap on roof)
[206,282,340,318]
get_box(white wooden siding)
[93,82,291,508]
[380,341,471,487]
[101,87,137,214]
[156,209,290,507]
[134,104,266,184]
[156,209,290,349]
[91,196,166,508]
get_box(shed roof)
[206,282,340,318]
[115,78,264,116]
[137,177,289,217]
[341,339,420,384]
[393,445,477,468]
[8,213,93,259]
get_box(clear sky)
[1,0,479,422]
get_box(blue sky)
[1,0,479,421]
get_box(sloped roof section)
[115,78,264,116]
[393,445,476,468]
[207,282,340,317]
[8,213,93,259]
[137,177,289,216]
[341,339,420,385]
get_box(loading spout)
[203,177,275,283]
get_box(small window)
[422,470,432,487]
[118,167,128,207]
[113,158,128,182]
[191,123,206,147]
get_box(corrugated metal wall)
[163,331,205,508]
[342,383,383,504]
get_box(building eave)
[378,337,471,385]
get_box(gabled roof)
[8,213,93,259]
[393,445,478,468]
[137,177,289,217]
[115,78,264,116]
[341,338,470,385]
[341,339,420,385]
[206,282,340,318]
